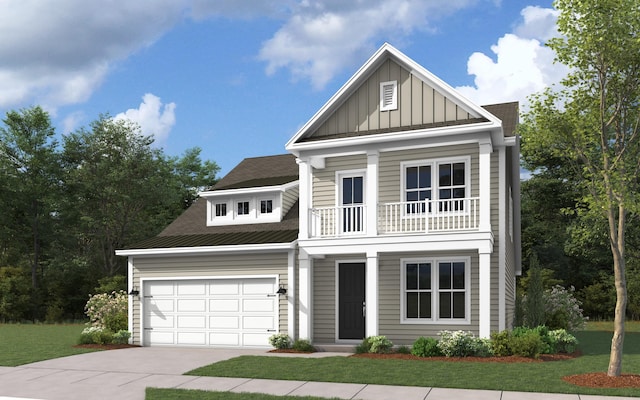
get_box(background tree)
[521,0,640,376]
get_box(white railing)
[308,198,480,238]
[310,205,366,237]
[379,198,479,234]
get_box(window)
[402,158,469,213]
[340,173,364,233]
[237,201,250,215]
[380,81,397,111]
[260,199,273,214]
[402,258,469,323]
[215,203,227,217]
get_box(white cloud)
[114,94,176,145]
[258,0,476,90]
[455,6,568,109]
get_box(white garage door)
[143,278,278,347]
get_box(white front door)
[143,278,278,347]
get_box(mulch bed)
[74,344,140,350]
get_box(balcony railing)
[309,198,479,238]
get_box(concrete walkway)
[0,347,635,400]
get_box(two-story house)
[116,43,521,348]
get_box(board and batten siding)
[378,251,479,344]
[310,59,474,138]
[130,252,290,345]
[312,154,367,208]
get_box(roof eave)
[200,180,299,198]
[115,240,298,257]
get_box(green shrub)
[438,331,490,357]
[549,329,578,353]
[355,337,372,354]
[104,311,128,332]
[396,345,411,354]
[490,330,512,356]
[544,286,587,332]
[411,337,442,357]
[510,330,543,358]
[292,339,315,352]
[78,326,114,345]
[112,330,131,345]
[369,336,393,353]
[268,333,291,349]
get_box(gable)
[306,58,482,142]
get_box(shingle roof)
[212,154,298,190]
[129,229,299,249]
[482,102,519,137]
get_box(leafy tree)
[0,107,62,289]
[522,0,640,376]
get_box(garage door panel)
[177,299,206,312]
[144,278,277,348]
[210,316,239,329]
[243,298,275,312]
[178,315,206,329]
[178,282,206,295]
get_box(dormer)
[200,178,299,226]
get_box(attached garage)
[142,277,278,348]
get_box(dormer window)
[380,80,397,111]
[237,201,250,215]
[215,203,227,217]
[260,199,273,214]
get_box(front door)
[338,262,366,340]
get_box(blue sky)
[0,0,564,176]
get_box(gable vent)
[380,80,397,111]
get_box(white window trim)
[207,193,282,225]
[235,198,253,219]
[400,156,471,216]
[400,256,471,325]
[380,80,398,111]
[336,169,367,236]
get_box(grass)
[0,323,99,366]
[146,388,339,400]
[187,330,640,398]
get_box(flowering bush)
[544,285,587,332]
[438,330,492,357]
[368,336,393,353]
[268,333,291,349]
[85,290,128,331]
[78,326,114,345]
[548,329,578,353]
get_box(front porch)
[308,197,480,238]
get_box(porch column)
[127,256,134,345]
[479,140,493,232]
[479,251,491,338]
[365,251,379,337]
[297,158,311,240]
[366,150,379,236]
[287,249,297,339]
[298,250,313,340]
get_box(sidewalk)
[0,347,635,400]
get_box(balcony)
[309,198,480,238]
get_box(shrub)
[510,330,543,358]
[355,337,372,354]
[79,326,114,345]
[438,331,490,357]
[368,336,393,354]
[112,330,131,345]
[85,290,128,331]
[490,330,512,356]
[396,345,411,354]
[411,337,442,357]
[292,339,315,352]
[544,285,587,332]
[268,333,291,349]
[549,329,578,353]
[524,261,546,327]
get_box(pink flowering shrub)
[85,290,128,332]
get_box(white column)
[366,150,379,236]
[479,140,493,232]
[127,256,134,344]
[297,158,311,240]
[287,249,297,339]
[298,250,313,340]
[365,251,379,337]
[479,251,491,338]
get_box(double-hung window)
[402,257,470,323]
[402,158,469,214]
[237,201,250,216]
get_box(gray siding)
[282,186,299,216]
[312,154,367,208]
[130,252,290,345]
[311,59,474,138]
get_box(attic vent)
[380,80,397,111]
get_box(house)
[116,43,521,348]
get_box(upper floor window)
[215,203,227,217]
[260,199,273,214]
[237,201,250,216]
[402,158,469,213]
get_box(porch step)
[313,344,356,353]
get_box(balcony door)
[340,173,364,234]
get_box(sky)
[0,0,567,177]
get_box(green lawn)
[186,330,640,398]
[0,323,99,366]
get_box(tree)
[0,107,62,289]
[522,0,640,376]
